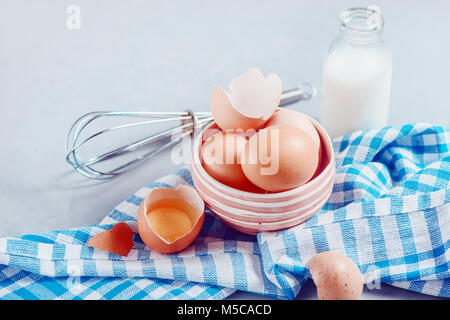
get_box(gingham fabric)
[0,123,448,299]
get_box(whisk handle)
[279,83,316,107]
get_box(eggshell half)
[264,109,321,149]
[86,222,134,257]
[210,68,281,131]
[241,125,319,192]
[137,185,205,254]
[309,251,364,300]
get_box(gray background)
[0,0,448,299]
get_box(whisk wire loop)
[66,85,315,179]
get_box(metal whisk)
[66,84,316,180]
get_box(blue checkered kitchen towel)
[0,123,448,299]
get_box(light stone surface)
[0,0,448,300]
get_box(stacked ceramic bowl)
[191,116,335,235]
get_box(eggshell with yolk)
[241,125,319,192]
[210,67,281,131]
[137,185,205,254]
[309,251,364,300]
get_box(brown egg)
[309,251,364,300]
[201,131,259,191]
[137,185,204,254]
[264,109,321,149]
[210,68,281,131]
[241,125,319,192]
[265,109,323,180]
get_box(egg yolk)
[147,200,194,243]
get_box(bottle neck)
[339,7,384,45]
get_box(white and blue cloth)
[0,123,448,299]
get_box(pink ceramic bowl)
[212,185,332,235]
[191,116,335,234]
[193,174,334,223]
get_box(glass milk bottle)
[320,7,392,138]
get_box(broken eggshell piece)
[86,222,134,257]
[137,185,205,254]
[211,67,282,131]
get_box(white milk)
[321,46,392,137]
[320,7,392,138]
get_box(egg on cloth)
[241,125,319,192]
[308,251,364,300]
[201,130,262,192]
[137,185,205,254]
[210,67,282,131]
